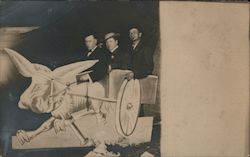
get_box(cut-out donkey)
[2,48,109,147]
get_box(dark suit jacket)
[81,47,110,82]
[129,41,154,79]
[109,47,130,70]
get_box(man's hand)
[76,74,89,82]
[125,72,134,81]
[79,75,89,81]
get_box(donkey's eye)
[32,85,42,92]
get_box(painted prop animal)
[1,48,114,149]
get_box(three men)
[78,27,154,82]
[77,28,154,119]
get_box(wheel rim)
[115,79,140,136]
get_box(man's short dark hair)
[129,25,143,33]
[83,31,99,40]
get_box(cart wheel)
[115,79,141,136]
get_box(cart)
[67,69,158,139]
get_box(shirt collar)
[90,46,97,52]
[110,46,119,53]
[132,40,140,50]
[87,46,97,57]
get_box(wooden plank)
[0,27,39,34]
[0,34,21,42]
[126,117,153,145]
[12,117,153,149]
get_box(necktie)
[87,50,92,57]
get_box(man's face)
[85,35,97,50]
[129,28,142,42]
[106,38,118,52]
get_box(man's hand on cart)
[79,75,89,82]
[76,70,93,83]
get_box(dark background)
[0,1,160,157]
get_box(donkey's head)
[3,48,98,114]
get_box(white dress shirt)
[87,46,97,57]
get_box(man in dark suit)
[77,32,110,83]
[126,26,154,80]
[126,26,155,117]
[104,32,130,71]
[75,32,110,123]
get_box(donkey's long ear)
[52,60,98,82]
[3,48,35,77]
[33,64,52,74]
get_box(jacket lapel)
[86,48,97,58]
[133,41,142,52]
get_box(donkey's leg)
[88,82,106,123]
[16,117,55,145]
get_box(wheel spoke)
[121,114,127,131]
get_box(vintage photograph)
[1,1,249,157]
[0,1,160,157]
